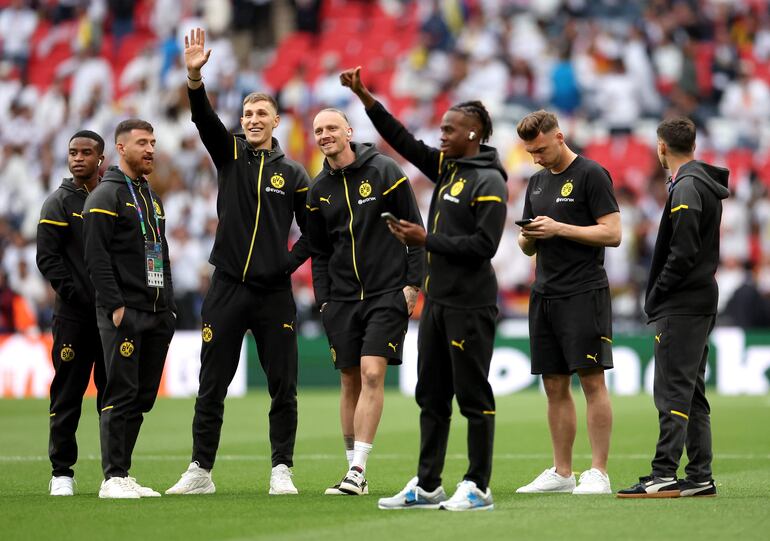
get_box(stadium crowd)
[1,0,770,334]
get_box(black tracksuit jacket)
[366,101,508,308]
[189,84,310,288]
[307,142,424,304]
[83,166,175,314]
[645,160,730,322]
[36,178,97,321]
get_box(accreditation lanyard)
[124,175,164,287]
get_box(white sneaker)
[516,467,576,493]
[49,476,75,496]
[338,467,368,495]
[573,468,612,494]
[165,462,216,495]
[378,476,447,510]
[127,477,161,497]
[439,480,494,511]
[269,464,298,495]
[99,477,140,499]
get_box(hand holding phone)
[381,212,398,223]
[515,218,534,227]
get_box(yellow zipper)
[425,168,456,292]
[242,153,265,281]
[342,172,364,300]
[138,187,160,312]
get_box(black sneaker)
[678,479,717,497]
[339,466,367,495]
[617,476,680,498]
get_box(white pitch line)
[1,453,769,462]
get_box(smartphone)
[515,218,534,227]
[381,212,399,223]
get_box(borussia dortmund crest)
[202,325,213,343]
[450,180,465,197]
[271,174,285,189]
[561,181,573,197]
[330,347,337,364]
[153,200,162,217]
[60,346,75,362]
[120,341,134,357]
[359,182,372,198]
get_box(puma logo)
[586,353,598,363]
[320,194,332,205]
[72,212,83,219]
[655,333,662,343]
[388,342,398,352]
[451,340,465,351]
[283,322,294,331]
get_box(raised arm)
[341,66,443,181]
[185,27,232,169]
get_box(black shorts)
[321,289,409,370]
[529,287,613,375]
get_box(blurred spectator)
[718,61,770,150]
[0,0,38,83]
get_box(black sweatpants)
[651,314,715,482]
[192,272,298,469]
[49,315,106,478]
[97,307,174,478]
[415,299,497,492]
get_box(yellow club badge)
[330,347,337,364]
[153,200,163,217]
[60,346,75,362]
[359,181,372,198]
[450,179,465,197]
[120,341,134,357]
[561,181,573,197]
[202,324,213,343]
[271,173,285,189]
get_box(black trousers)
[49,315,106,478]
[192,273,298,469]
[97,307,174,478]
[651,314,715,482]
[415,299,497,492]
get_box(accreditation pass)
[145,241,164,287]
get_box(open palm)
[184,27,211,71]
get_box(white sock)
[345,449,354,467]
[352,441,372,472]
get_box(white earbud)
[98,158,103,166]
[468,131,476,141]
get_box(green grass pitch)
[1,390,769,540]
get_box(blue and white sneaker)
[439,480,494,511]
[378,476,447,510]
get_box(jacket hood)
[451,145,508,181]
[60,177,99,194]
[322,142,379,174]
[101,166,147,184]
[234,135,286,164]
[676,160,729,200]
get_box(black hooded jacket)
[645,160,730,321]
[307,142,424,304]
[366,101,508,308]
[83,166,175,314]
[36,178,97,321]
[189,84,310,288]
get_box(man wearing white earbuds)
[37,130,107,496]
[307,108,424,496]
[341,66,507,511]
